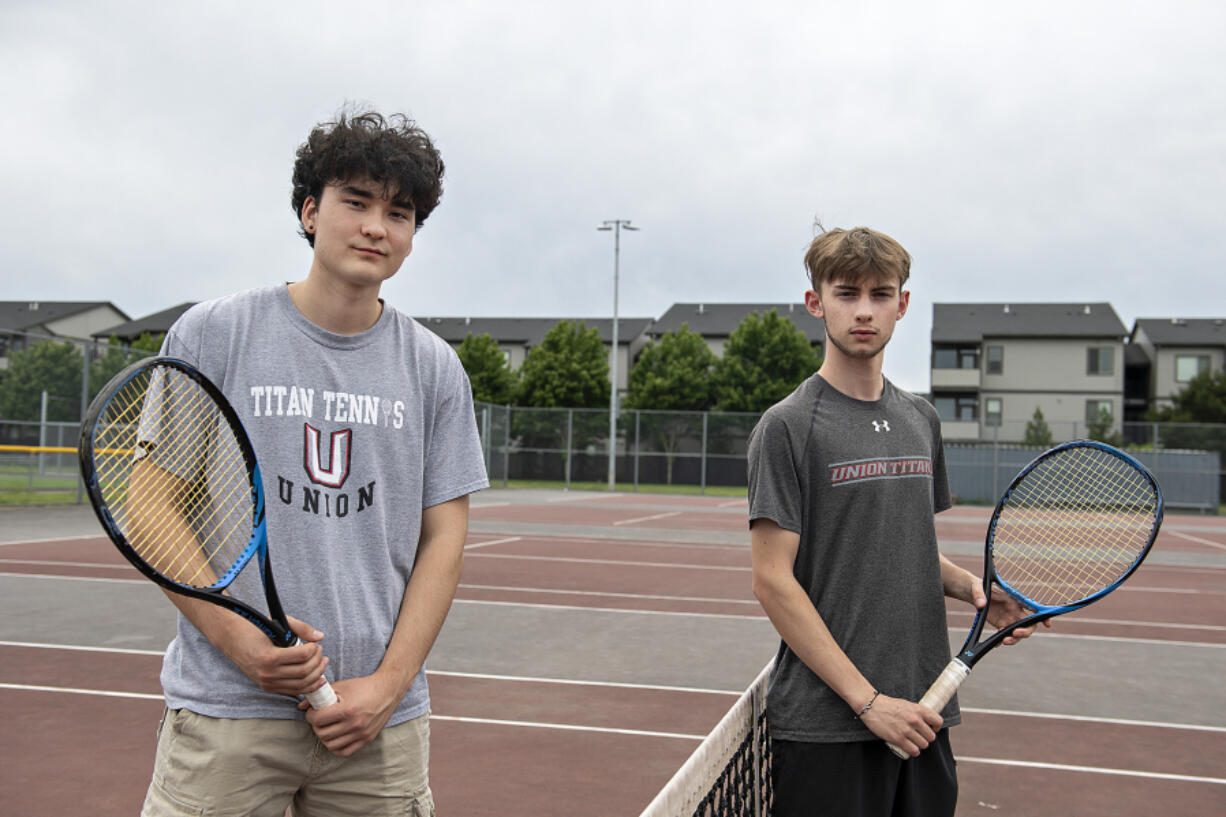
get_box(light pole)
[597,219,638,491]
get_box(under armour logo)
[872,420,891,433]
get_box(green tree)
[624,324,717,484]
[1144,369,1226,464]
[512,321,612,471]
[457,332,517,405]
[712,310,821,412]
[1146,369,1226,424]
[0,340,85,421]
[624,324,716,411]
[88,333,163,401]
[516,320,610,408]
[1086,406,1121,446]
[1023,406,1054,448]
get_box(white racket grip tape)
[886,658,971,759]
[293,638,338,709]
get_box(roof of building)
[1131,317,1226,347]
[932,303,1126,343]
[414,316,655,346]
[0,301,129,332]
[92,302,197,341]
[649,303,824,342]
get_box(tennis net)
[639,661,773,817]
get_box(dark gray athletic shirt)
[747,374,955,742]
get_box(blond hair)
[803,227,911,290]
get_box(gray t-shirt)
[747,374,954,742]
[157,284,488,724]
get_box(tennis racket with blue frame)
[888,440,1163,758]
[78,356,336,709]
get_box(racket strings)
[992,446,1158,608]
[91,366,256,588]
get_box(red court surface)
[2,490,1223,815]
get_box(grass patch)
[0,490,81,505]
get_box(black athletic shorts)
[771,729,957,817]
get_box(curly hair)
[291,110,445,246]
[803,226,911,291]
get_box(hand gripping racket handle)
[886,658,971,759]
[294,638,339,709]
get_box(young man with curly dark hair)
[140,110,487,816]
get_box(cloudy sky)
[2,1,1222,393]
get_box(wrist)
[854,690,880,719]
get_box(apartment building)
[931,303,1128,442]
[0,301,130,369]
[1128,318,1226,416]
[415,316,654,393]
[648,302,824,357]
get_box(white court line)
[0,571,144,584]
[429,713,701,740]
[0,683,162,700]
[958,756,1226,786]
[464,536,523,551]
[454,598,764,620]
[716,499,747,508]
[471,501,511,509]
[943,627,1226,650]
[5,645,1223,736]
[459,582,758,606]
[1169,529,1226,552]
[4,687,1222,752]
[0,641,164,655]
[0,534,101,547]
[0,641,741,695]
[547,493,619,503]
[945,609,1226,632]
[465,552,749,572]
[0,558,127,570]
[475,534,747,553]
[961,707,1226,734]
[613,511,683,526]
[0,683,703,739]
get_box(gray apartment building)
[931,303,1128,442]
[1128,318,1226,415]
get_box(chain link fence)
[475,402,1224,509]
[2,325,1222,510]
[475,403,761,492]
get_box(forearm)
[939,553,979,604]
[160,589,328,696]
[754,573,876,712]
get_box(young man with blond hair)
[748,227,1036,816]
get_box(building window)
[933,346,979,370]
[985,397,1002,427]
[1086,346,1114,376]
[1175,354,1210,382]
[934,395,978,422]
[1085,399,1113,426]
[985,345,1003,375]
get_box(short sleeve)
[421,350,490,508]
[747,409,804,535]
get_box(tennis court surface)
[2,489,1224,815]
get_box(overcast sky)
[2,1,1222,393]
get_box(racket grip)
[304,680,337,709]
[293,637,338,709]
[886,658,971,760]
